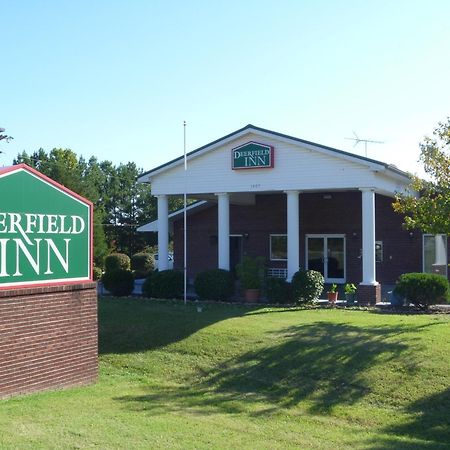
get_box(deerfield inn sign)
[232,141,274,169]
[0,164,92,288]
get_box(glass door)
[306,235,346,283]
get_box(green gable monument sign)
[0,164,92,289]
[232,141,274,170]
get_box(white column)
[216,193,230,271]
[286,190,300,281]
[360,188,378,285]
[157,194,169,271]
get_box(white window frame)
[270,234,288,261]
[305,234,346,283]
[422,234,448,276]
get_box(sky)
[1,0,449,175]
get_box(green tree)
[393,118,450,235]
[14,149,109,266]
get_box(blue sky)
[1,0,449,174]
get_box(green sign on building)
[0,165,92,289]
[232,141,274,170]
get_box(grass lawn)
[1,298,450,449]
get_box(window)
[270,234,287,261]
[375,241,383,262]
[423,234,448,276]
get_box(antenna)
[345,131,384,157]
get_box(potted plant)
[344,283,357,305]
[236,256,265,302]
[327,283,338,304]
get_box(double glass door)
[306,235,346,283]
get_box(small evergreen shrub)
[394,272,449,309]
[104,253,131,272]
[151,270,184,299]
[102,269,134,297]
[131,252,155,279]
[292,270,324,304]
[92,266,103,281]
[236,256,266,289]
[194,269,235,301]
[265,277,292,304]
[142,271,153,298]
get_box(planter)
[244,289,260,303]
[345,293,356,305]
[327,291,338,304]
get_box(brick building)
[138,125,449,304]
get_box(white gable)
[141,127,410,197]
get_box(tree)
[0,127,13,143]
[393,118,450,235]
[14,149,109,266]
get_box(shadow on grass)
[115,321,432,415]
[367,387,450,449]
[98,297,250,355]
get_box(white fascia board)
[137,200,209,233]
[138,129,254,183]
[251,129,387,172]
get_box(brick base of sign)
[0,282,97,399]
[357,284,381,305]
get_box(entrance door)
[230,235,243,275]
[306,235,346,283]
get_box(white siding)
[150,133,406,196]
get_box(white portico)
[138,124,413,304]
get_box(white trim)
[269,234,288,261]
[305,234,346,283]
[0,168,91,208]
[0,168,92,281]
[0,276,90,288]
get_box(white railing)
[267,268,288,279]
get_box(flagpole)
[183,121,187,305]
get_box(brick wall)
[0,282,98,399]
[173,191,448,285]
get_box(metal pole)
[183,121,187,305]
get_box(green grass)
[1,298,450,449]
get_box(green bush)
[104,253,131,272]
[142,271,153,298]
[236,256,266,289]
[291,270,324,304]
[131,252,155,279]
[394,272,449,309]
[92,266,103,281]
[194,269,235,301]
[102,269,134,297]
[152,270,184,299]
[265,277,292,304]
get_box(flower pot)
[345,293,356,305]
[244,289,260,303]
[327,291,338,304]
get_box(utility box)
[0,164,97,398]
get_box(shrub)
[104,253,131,272]
[102,269,134,297]
[194,269,235,301]
[142,271,153,298]
[131,252,155,279]
[92,266,103,281]
[394,272,449,309]
[265,277,292,304]
[236,256,266,289]
[152,270,184,299]
[291,270,324,304]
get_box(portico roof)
[138,124,410,183]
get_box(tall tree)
[393,118,450,235]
